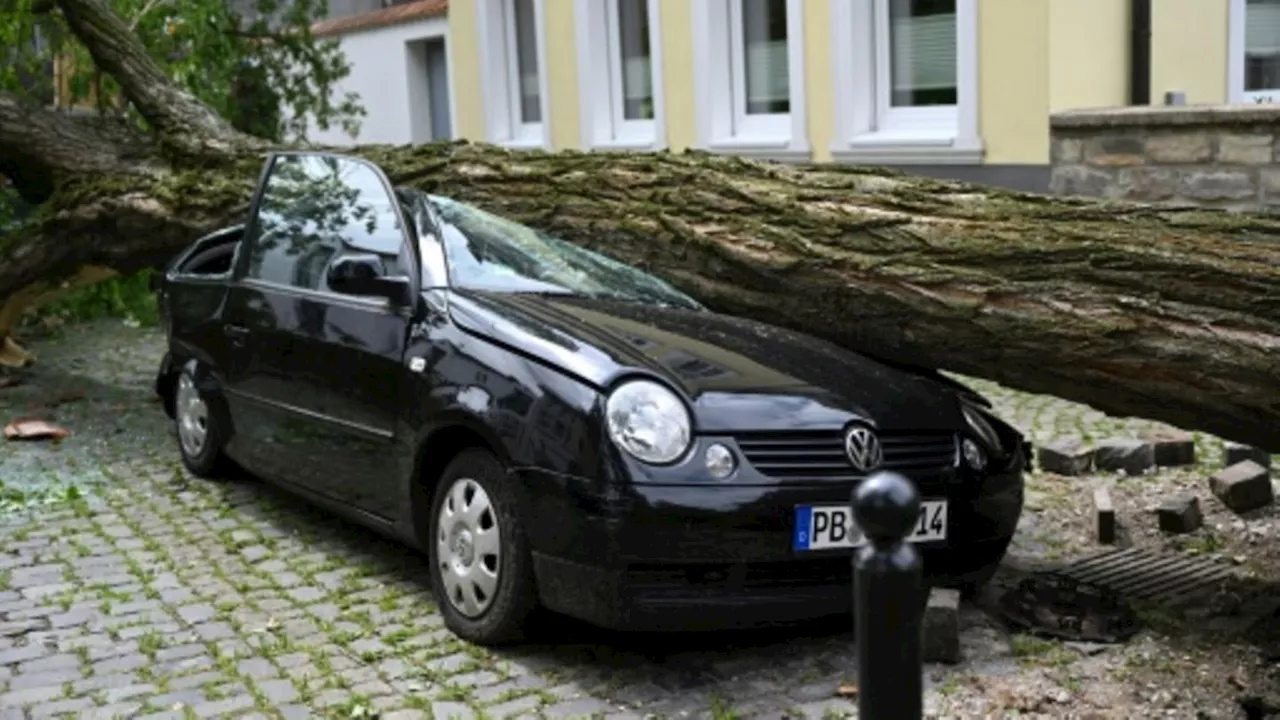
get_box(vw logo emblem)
[845,425,883,473]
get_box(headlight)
[960,402,1002,454]
[605,379,692,464]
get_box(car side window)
[245,154,408,292]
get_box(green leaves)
[0,0,365,143]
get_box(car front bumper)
[519,459,1024,632]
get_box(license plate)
[793,500,948,551]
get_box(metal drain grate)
[1057,547,1239,606]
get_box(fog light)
[962,438,987,471]
[705,443,737,480]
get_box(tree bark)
[0,0,1277,452]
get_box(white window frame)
[476,0,551,149]
[830,0,982,165]
[1228,0,1280,104]
[574,0,667,150]
[690,0,809,161]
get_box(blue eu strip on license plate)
[793,501,949,551]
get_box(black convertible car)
[154,151,1027,645]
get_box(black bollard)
[852,470,924,720]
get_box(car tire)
[173,364,232,479]
[427,448,538,646]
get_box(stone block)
[1179,169,1257,201]
[1037,438,1094,476]
[1157,495,1203,534]
[1146,131,1213,163]
[1093,486,1116,544]
[1210,461,1274,514]
[1094,438,1155,476]
[1218,133,1275,164]
[1141,429,1197,467]
[1050,165,1115,198]
[1116,166,1179,201]
[1052,136,1083,163]
[921,587,960,664]
[1225,442,1272,469]
[1084,134,1147,166]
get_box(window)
[690,0,809,159]
[830,0,981,164]
[1230,0,1280,103]
[575,0,665,149]
[247,155,405,293]
[478,0,548,148]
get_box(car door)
[219,152,417,520]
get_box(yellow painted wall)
[446,0,483,141]
[804,0,834,162]
[1151,0,1229,104]
[1048,0,1130,113]
[658,0,697,152]
[978,0,1050,164]
[541,0,579,149]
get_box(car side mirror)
[327,253,413,306]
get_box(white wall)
[306,15,454,146]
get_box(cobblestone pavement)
[0,320,1278,719]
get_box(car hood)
[445,290,966,432]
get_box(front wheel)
[428,449,538,645]
[173,364,233,479]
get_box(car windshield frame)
[425,194,704,311]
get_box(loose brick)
[1094,438,1155,476]
[1037,439,1094,476]
[1158,495,1203,534]
[1094,486,1116,544]
[1225,443,1272,469]
[1210,461,1274,514]
[921,587,961,664]
[1142,430,1197,467]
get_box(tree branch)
[0,90,155,203]
[52,0,263,155]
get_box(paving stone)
[191,694,255,717]
[1036,438,1094,476]
[922,588,961,664]
[487,695,544,719]
[431,701,477,720]
[381,712,428,720]
[80,702,145,719]
[177,604,217,625]
[0,682,64,706]
[103,683,158,703]
[1093,438,1155,475]
[1210,461,1274,514]
[544,697,616,718]
[0,644,53,666]
[1142,429,1197,467]
[29,697,95,718]
[1226,442,1272,469]
[255,678,298,704]
[16,652,78,674]
[1158,495,1203,534]
[1093,485,1116,544]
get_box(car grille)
[733,429,958,479]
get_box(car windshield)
[427,195,704,310]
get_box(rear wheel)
[428,448,538,645]
[174,365,232,479]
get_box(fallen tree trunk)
[2,0,1278,452]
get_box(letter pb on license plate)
[792,500,948,551]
